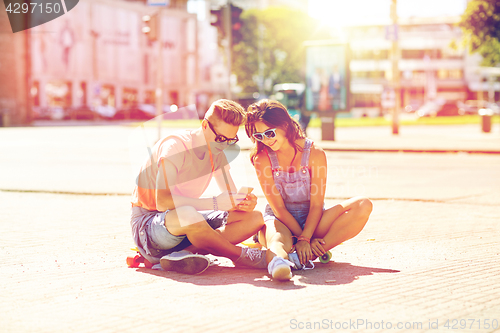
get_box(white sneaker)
[160,250,210,275]
[268,256,293,281]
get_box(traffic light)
[210,8,225,39]
[142,14,158,42]
[230,4,243,46]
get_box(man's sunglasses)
[205,119,239,145]
[252,128,277,142]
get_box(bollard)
[479,108,493,133]
[320,111,336,141]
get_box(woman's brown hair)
[245,99,305,165]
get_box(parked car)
[95,105,117,119]
[417,99,460,117]
[113,104,155,120]
[404,100,423,113]
[457,100,489,115]
[483,102,500,115]
[32,106,66,120]
[67,105,100,120]
[416,100,443,117]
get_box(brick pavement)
[1,191,499,333]
[1,123,500,333]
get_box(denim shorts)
[137,207,228,252]
[264,203,310,229]
[263,203,325,230]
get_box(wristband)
[213,196,218,211]
[297,236,310,243]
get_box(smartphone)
[237,186,254,195]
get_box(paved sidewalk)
[30,119,500,153]
[1,192,499,333]
[304,124,500,154]
[1,123,500,333]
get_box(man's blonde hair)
[205,99,246,126]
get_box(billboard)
[304,42,349,112]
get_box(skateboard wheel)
[144,258,154,269]
[319,251,332,263]
[127,255,138,268]
[128,255,142,268]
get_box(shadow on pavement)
[135,265,306,289]
[133,261,399,289]
[294,262,400,285]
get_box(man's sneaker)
[160,250,210,275]
[288,252,315,270]
[268,256,293,281]
[233,247,267,269]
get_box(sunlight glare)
[308,0,390,28]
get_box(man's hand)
[232,193,258,212]
[216,191,246,211]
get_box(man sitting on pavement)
[130,99,290,277]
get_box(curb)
[239,147,500,154]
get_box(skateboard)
[126,247,154,269]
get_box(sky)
[308,0,468,27]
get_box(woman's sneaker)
[160,250,210,275]
[268,256,293,281]
[233,247,268,269]
[288,252,315,270]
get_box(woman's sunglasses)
[205,119,239,145]
[252,128,277,142]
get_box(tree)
[232,7,328,95]
[459,0,500,66]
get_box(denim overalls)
[264,138,313,229]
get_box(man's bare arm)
[155,159,245,212]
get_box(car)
[113,106,153,120]
[416,100,442,117]
[67,105,101,120]
[416,99,460,117]
[94,105,117,119]
[436,100,460,116]
[486,102,500,115]
[404,100,423,113]
[32,106,67,120]
[457,100,490,115]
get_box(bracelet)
[213,196,218,211]
[297,236,310,243]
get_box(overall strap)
[300,138,313,168]
[266,147,281,171]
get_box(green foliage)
[459,0,500,66]
[232,7,328,95]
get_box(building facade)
[347,15,498,116]
[1,0,222,124]
[30,0,198,115]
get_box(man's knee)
[165,206,207,236]
[248,210,265,228]
[175,206,205,227]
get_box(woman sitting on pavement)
[245,99,373,280]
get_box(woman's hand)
[295,240,313,265]
[310,238,326,258]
